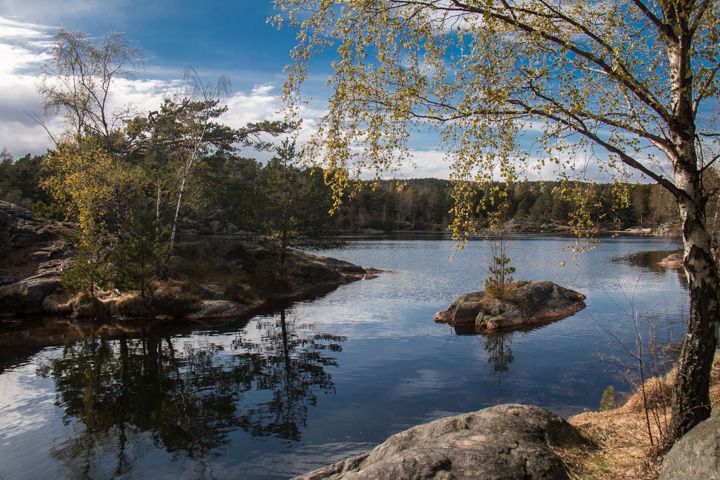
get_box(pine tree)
[484,236,515,298]
[113,209,170,297]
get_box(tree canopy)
[38,29,145,145]
[276,0,719,207]
[274,0,720,444]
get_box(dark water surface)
[0,234,688,479]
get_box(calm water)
[0,233,688,480]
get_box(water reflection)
[483,332,514,376]
[232,309,346,441]
[1,236,691,480]
[615,249,687,284]
[36,308,346,478]
[443,324,517,383]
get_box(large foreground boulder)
[434,281,586,332]
[659,408,720,480]
[294,404,587,480]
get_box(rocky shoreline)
[1,246,382,324]
[1,200,382,324]
[497,215,680,237]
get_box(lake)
[0,233,688,480]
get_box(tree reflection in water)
[233,309,344,441]
[36,308,346,478]
[483,331,514,379]
[452,325,516,385]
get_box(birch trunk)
[668,157,720,442]
[168,123,206,250]
[666,18,720,442]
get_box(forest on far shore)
[0,147,690,236]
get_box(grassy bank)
[557,353,720,479]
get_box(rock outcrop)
[294,404,587,480]
[658,252,684,269]
[23,274,62,313]
[0,201,57,247]
[2,200,383,322]
[659,408,720,480]
[434,281,586,332]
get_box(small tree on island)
[484,213,516,298]
[61,231,112,298]
[485,239,515,298]
[112,207,171,297]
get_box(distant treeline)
[333,178,686,232]
[0,150,681,235]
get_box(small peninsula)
[0,200,381,323]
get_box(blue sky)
[0,0,462,178]
[0,2,336,164]
[0,0,299,85]
[0,0,639,181]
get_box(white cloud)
[0,17,54,41]
[0,14,305,158]
[0,16,55,155]
[223,88,284,126]
[393,149,453,179]
[250,84,275,96]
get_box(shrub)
[600,385,616,411]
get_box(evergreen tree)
[61,231,112,298]
[256,139,335,267]
[113,208,170,297]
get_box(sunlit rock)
[659,408,720,480]
[186,300,247,320]
[293,404,587,480]
[434,280,586,332]
[658,252,684,269]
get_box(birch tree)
[38,29,144,146]
[127,96,294,249]
[166,68,232,249]
[274,0,720,444]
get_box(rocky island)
[433,280,586,332]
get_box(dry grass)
[42,292,73,314]
[149,280,202,317]
[482,280,530,301]
[105,293,152,317]
[556,352,720,480]
[0,283,25,311]
[71,294,106,318]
